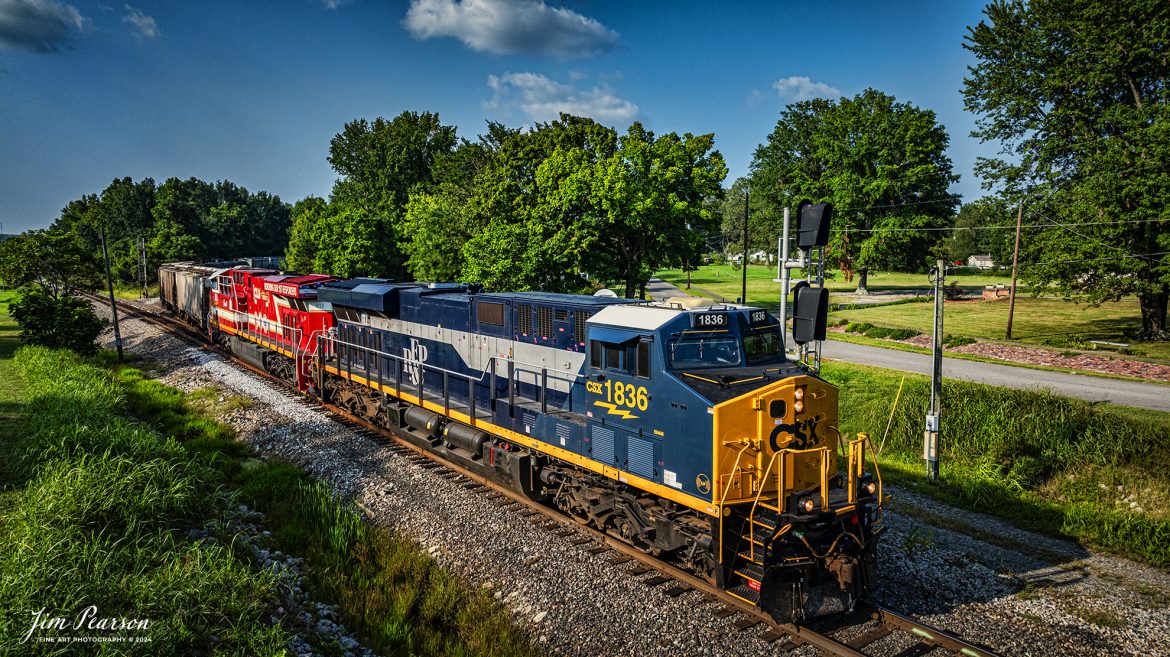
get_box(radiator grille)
[516,304,532,336]
[592,426,615,465]
[627,437,656,478]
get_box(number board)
[692,312,729,328]
[748,309,770,326]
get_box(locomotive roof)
[476,291,635,306]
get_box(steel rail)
[85,292,1003,657]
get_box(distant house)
[967,254,995,269]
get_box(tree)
[587,123,727,298]
[719,177,777,261]
[328,111,458,213]
[9,286,107,355]
[948,197,1015,264]
[751,89,959,293]
[461,115,618,292]
[285,196,331,273]
[0,230,100,296]
[963,0,1170,338]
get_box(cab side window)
[589,337,651,379]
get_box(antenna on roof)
[593,289,618,297]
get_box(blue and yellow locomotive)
[311,279,883,621]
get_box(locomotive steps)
[85,293,1170,657]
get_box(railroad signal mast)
[776,201,832,373]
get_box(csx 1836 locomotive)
[158,215,883,622]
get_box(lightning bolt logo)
[593,401,639,419]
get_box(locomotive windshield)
[668,335,741,368]
[744,328,784,364]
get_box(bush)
[845,322,873,334]
[8,286,107,355]
[943,335,976,348]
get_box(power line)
[829,217,1170,233]
[1016,251,1170,268]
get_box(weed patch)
[828,361,1170,567]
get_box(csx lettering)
[768,417,821,451]
[588,380,649,412]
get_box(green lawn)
[657,264,1011,308]
[833,297,1170,361]
[0,289,19,358]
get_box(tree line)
[286,113,726,299]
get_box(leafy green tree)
[963,0,1170,338]
[948,197,1015,264]
[720,177,777,261]
[587,123,726,297]
[462,115,618,292]
[751,89,959,293]
[328,111,458,213]
[9,286,107,355]
[285,196,331,273]
[0,230,100,296]
[400,135,500,281]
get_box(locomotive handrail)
[747,448,783,563]
[717,441,754,565]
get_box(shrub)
[845,322,873,334]
[8,286,107,355]
[943,335,976,348]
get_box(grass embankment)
[0,347,290,654]
[109,283,160,301]
[833,297,1169,362]
[827,361,1170,567]
[0,345,539,656]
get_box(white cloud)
[485,71,638,124]
[0,0,85,53]
[122,4,157,38]
[322,0,349,9]
[404,0,619,58]
[772,76,841,102]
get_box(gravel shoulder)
[93,297,1170,657]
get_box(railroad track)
[87,292,1001,657]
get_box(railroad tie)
[890,643,934,657]
[733,617,762,631]
[607,555,633,565]
[642,575,670,587]
[714,606,739,619]
[627,565,653,576]
[847,626,893,649]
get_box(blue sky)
[0,0,995,234]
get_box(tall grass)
[0,347,290,655]
[826,361,1170,566]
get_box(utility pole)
[740,190,749,304]
[99,226,124,361]
[776,206,791,346]
[139,236,148,298]
[925,259,945,481]
[1006,200,1024,339]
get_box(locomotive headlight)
[794,387,805,401]
[793,400,804,414]
[799,497,816,514]
[863,481,878,496]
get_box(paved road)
[820,340,1170,412]
[646,279,1170,412]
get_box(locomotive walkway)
[646,278,1170,412]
